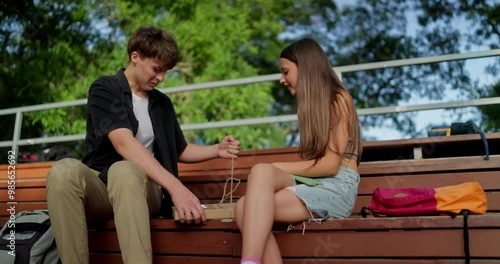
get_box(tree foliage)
[415,0,499,132]
[0,0,118,140]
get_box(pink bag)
[366,187,437,216]
[361,182,487,217]
[361,183,487,264]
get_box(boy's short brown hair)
[127,26,180,69]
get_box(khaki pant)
[46,158,162,264]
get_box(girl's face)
[279,58,298,96]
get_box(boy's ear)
[130,51,139,64]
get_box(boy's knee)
[107,161,147,187]
[47,158,85,190]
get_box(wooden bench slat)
[89,254,500,264]
[0,161,54,170]
[0,165,53,179]
[88,230,233,255]
[6,214,498,232]
[0,188,46,202]
[358,171,500,192]
[269,230,500,258]
[285,260,500,264]
[2,190,500,216]
[90,254,236,264]
[183,170,500,198]
[176,154,500,175]
[361,132,500,149]
[0,202,47,216]
[177,156,500,179]
[283,214,500,230]
[0,178,47,188]
[93,214,500,231]
[2,170,499,199]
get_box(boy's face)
[130,51,171,92]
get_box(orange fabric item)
[435,182,487,214]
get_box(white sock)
[241,257,261,264]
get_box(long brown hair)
[280,38,362,164]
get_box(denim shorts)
[286,166,360,220]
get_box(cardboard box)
[172,203,235,220]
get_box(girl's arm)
[271,150,342,177]
[272,93,351,177]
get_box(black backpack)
[0,210,60,264]
[428,121,489,160]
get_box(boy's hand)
[217,135,240,159]
[170,182,207,225]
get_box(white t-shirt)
[132,93,155,154]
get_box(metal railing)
[1,49,500,153]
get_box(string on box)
[219,150,240,204]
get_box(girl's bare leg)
[235,163,311,263]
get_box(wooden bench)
[2,133,500,263]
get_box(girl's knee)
[248,163,274,182]
[235,197,245,229]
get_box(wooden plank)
[284,260,500,264]
[0,163,53,179]
[89,255,500,264]
[2,190,499,217]
[359,155,500,176]
[0,161,54,171]
[2,155,499,186]
[178,156,500,179]
[361,133,500,162]
[357,171,500,193]
[361,132,500,149]
[183,170,500,199]
[0,187,46,202]
[90,254,236,264]
[178,150,299,172]
[88,230,234,255]
[0,202,47,216]
[231,230,500,257]
[70,214,500,231]
[280,214,500,231]
[0,178,47,188]
[1,170,499,199]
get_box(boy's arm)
[109,128,206,224]
[178,135,240,163]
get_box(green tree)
[95,0,341,148]
[416,0,499,132]
[0,0,118,141]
